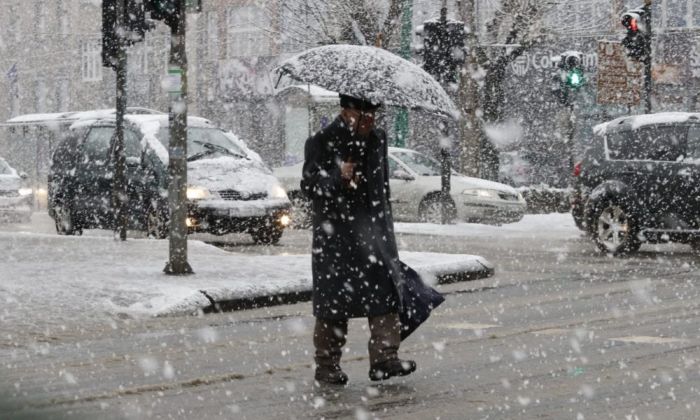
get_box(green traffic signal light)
[566,68,584,89]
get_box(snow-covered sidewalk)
[0,231,492,320]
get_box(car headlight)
[462,188,497,198]
[18,188,33,196]
[270,184,288,199]
[186,186,211,200]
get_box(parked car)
[48,114,291,244]
[572,112,700,254]
[274,147,526,226]
[0,156,33,222]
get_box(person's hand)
[341,161,356,181]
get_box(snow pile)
[0,232,491,323]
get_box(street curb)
[202,263,495,313]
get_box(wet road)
[2,215,700,419]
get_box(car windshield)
[392,151,442,176]
[156,127,247,159]
[0,159,12,175]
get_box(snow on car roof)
[3,108,164,126]
[593,112,700,136]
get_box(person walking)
[301,94,425,385]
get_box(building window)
[57,0,70,36]
[666,0,688,28]
[36,1,48,36]
[7,3,19,42]
[81,39,103,82]
[227,6,271,58]
[663,0,699,28]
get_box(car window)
[124,130,142,159]
[0,159,11,175]
[688,125,700,159]
[388,157,402,178]
[82,127,113,164]
[607,126,686,161]
[392,151,441,176]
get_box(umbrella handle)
[274,71,286,90]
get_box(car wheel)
[146,202,168,239]
[251,224,283,245]
[289,192,312,229]
[419,194,456,224]
[54,204,82,236]
[592,199,640,255]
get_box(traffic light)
[559,52,585,90]
[102,0,152,69]
[145,0,180,29]
[418,18,466,84]
[102,0,119,68]
[146,0,201,30]
[553,51,585,106]
[621,8,651,61]
[421,21,443,80]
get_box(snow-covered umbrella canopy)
[275,45,459,119]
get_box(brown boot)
[368,313,416,381]
[313,318,349,385]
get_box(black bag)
[398,262,445,340]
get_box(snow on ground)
[395,213,580,239]
[0,231,491,324]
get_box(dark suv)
[572,113,700,254]
[48,114,291,244]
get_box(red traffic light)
[621,12,642,33]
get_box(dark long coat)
[301,116,404,320]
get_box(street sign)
[596,41,643,106]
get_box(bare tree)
[476,0,557,123]
[457,0,558,179]
[261,0,403,48]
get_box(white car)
[274,147,526,226]
[0,157,33,222]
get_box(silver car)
[274,147,526,226]
[0,157,33,222]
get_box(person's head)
[339,94,381,137]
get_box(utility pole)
[438,4,452,225]
[113,0,128,242]
[163,0,193,275]
[457,0,481,178]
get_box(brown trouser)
[314,313,401,369]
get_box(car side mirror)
[392,169,414,181]
[19,172,28,180]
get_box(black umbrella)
[276,45,458,118]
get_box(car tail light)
[573,162,582,177]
